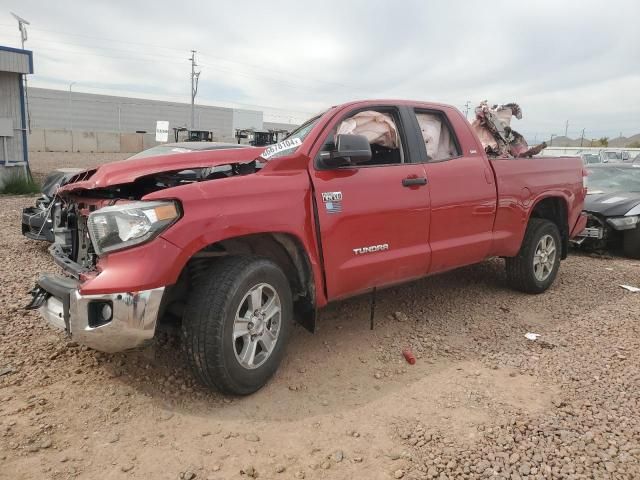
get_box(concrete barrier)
[120,133,143,153]
[72,131,98,153]
[28,129,45,152]
[96,132,120,153]
[29,129,193,153]
[44,130,72,152]
[142,133,160,151]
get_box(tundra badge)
[353,244,389,255]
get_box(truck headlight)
[88,201,180,255]
[606,215,639,231]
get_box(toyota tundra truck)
[26,100,587,395]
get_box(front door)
[309,107,431,300]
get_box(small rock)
[241,465,257,478]
[245,433,260,442]
[374,372,383,379]
[321,461,331,470]
[108,433,120,443]
[40,438,52,449]
[121,464,134,472]
[294,472,305,479]
[394,311,409,322]
[333,450,344,462]
[353,456,363,463]
[181,472,196,480]
[394,469,405,479]
[275,464,285,473]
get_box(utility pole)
[68,82,76,131]
[463,100,472,120]
[580,128,585,147]
[564,120,569,138]
[189,50,200,130]
[550,134,556,146]
[11,12,31,133]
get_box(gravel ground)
[1,193,640,480]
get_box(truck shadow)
[102,259,520,416]
[101,252,629,425]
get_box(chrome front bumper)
[34,274,165,353]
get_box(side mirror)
[318,134,372,168]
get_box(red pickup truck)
[28,100,587,394]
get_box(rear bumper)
[33,274,164,353]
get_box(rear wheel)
[182,256,293,395]
[623,226,640,259]
[505,218,562,294]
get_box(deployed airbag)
[337,111,399,149]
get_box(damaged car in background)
[575,163,640,258]
[21,142,246,242]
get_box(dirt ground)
[2,191,640,479]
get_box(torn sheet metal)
[470,101,547,158]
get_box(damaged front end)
[26,152,263,352]
[471,101,547,158]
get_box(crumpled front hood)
[58,147,265,192]
[584,191,640,216]
[41,168,83,197]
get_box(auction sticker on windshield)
[260,138,302,160]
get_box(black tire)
[623,226,640,259]
[182,256,293,395]
[505,218,562,294]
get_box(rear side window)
[414,110,460,161]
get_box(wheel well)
[161,233,316,332]
[529,197,569,259]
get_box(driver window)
[321,109,405,166]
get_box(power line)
[0,23,361,93]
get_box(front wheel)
[505,218,562,294]
[182,256,293,395]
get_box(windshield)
[587,166,640,193]
[128,145,195,160]
[582,154,600,164]
[259,113,324,160]
[605,151,620,160]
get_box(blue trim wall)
[18,75,28,164]
[0,45,33,73]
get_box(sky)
[0,0,639,140]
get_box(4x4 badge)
[321,192,343,214]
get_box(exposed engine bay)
[470,101,547,158]
[50,161,260,274]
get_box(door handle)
[402,177,428,187]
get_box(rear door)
[309,105,431,300]
[408,107,497,273]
